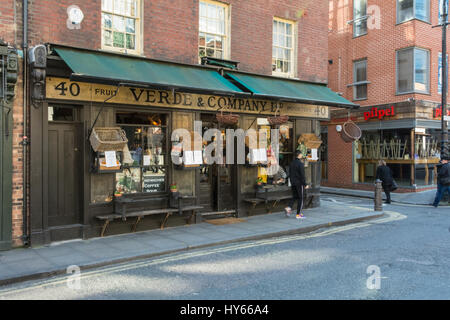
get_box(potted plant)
[114,190,123,197]
[170,183,178,193]
[256,177,264,186]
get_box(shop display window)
[115,112,168,194]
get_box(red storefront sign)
[433,106,450,118]
[364,106,395,121]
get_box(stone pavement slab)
[0,201,384,286]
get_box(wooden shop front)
[29,45,356,245]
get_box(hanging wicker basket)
[267,115,289,125]
[340,120,362,143]
[90,127,129,152]
[216,109,240,125]
[267,104,289,125]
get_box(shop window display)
[115,112,167,194]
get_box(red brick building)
[324,0,449,192]
[1,0,353,248]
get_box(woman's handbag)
[390,180,398,192]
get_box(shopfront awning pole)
[440,0,449,159]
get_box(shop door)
[47,122,82,227]
[199,114,237,212]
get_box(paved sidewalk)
[321,186,449,206]
[0,201,383,286]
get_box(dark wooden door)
[47,123,82,227]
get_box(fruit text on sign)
[363,106,395,121]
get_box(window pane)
[415,0,429,21]
[355,84,367,100]
[207,3,216,18]
[278,34,285,47]
[215,50,223,59]
[199,18,207,32]
[354,0,367,36]
[126,18,135,33]
[206,48,214,57]
[113,31,125,47]
[284,49,290,60]
[286,23,292,35]
[114,0,126,15]
[104,30,113,46]
[102,0,113,12]
[103,13,112,28]
[397,49,414,93]
[126,34,135,49]
[113,15,125,32]
[414,49,429,92]
[199,33,206,46]
[215,36,222,49]
[355,61,367,82]
[398,0,414,22]
[283,61,290,73]
[206,35,215,48]
[116,168,141,193]
[199,48,206,57]
[200,2,206,17]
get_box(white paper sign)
[311,149,318,161]
[184,151,194,165]
[143,155,151,166]
[104,151,117,167]
[259,148,267,162]
[193,151,203,165]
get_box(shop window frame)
[114,109,171,196]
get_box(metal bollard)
[374,179,383,211]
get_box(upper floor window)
[272,18,295,78]
[396,47,430,94]
[353,59,368,100]
[102,0,141,54]
[353,0,368,37]
[397,0,430,24]
[199,0,229,61]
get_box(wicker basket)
[267,115,289,125]
[216,112,240,125]
[341,120,362,143]
[90,127,128,152]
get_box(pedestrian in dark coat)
[376,160,394,204]
[432,157,450,208]
[285,150,307,220]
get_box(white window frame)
[101,0,142,55]
[272,17,296,78]
[396,0,430,24]
[198,0,230,62]
[353,0,368,37]
[396,47,430,95]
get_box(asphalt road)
[0,195,449,300]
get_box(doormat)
[205,217,247,225]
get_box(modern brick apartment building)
[324,0,450,192]
[0,0,354,249]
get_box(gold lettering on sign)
[45,77,330,119]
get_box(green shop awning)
[52,46,245,96]
[226,71,358,109]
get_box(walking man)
[432,157,450,208]
[376,160,394,204]
[285,150,307,220]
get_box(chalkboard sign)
[143,175,165,193]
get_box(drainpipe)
[21,0,29,246]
